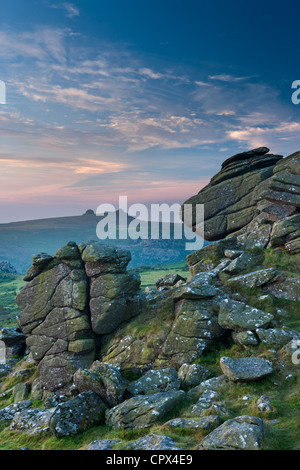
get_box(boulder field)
[0,147,299,450]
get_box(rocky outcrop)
[182,148,300,250]
[16,241,141,394]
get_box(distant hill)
[0,210,205,273]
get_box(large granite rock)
[16,242,141,394]
[182,148,283,240]
[182,148,300,246]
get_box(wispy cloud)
[0,28,69,63]
[49,2,80,19]
[2,22,300,218]
[208,74,256,82]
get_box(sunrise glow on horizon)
[1,0,300,223]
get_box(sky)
[1,0,300,222]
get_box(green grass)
[263,248,300,274]
[0,275,25,328]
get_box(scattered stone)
[262,273,300,302]
[186,238,238,275]
[223,252,255,274]
[31,378,43,401]
[189,389,219,416]
[105,390,185,429]
[218,299,273,331]
[220,356,273,382]
[224,249,244,260]
[256,395,273,412]
[156,273,186,288]
[209,402,230,417]
[0,328,26,357]
[0,400,32,423]
[44,394,69,409]
[173,284,217,301]
[49,391,107,437]
[200,415,265,450]
[187,375,228,400]
[162,299,224,365]
[237,225,271,251]
[10,407,56,435]
[255,328,295,348]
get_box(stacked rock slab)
[16,242,141,394]
[182,147,300,245]
[182,147,283,241]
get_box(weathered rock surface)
[255,328,295,347]
[105,390,185,429]
[178,363,210,387]
[49,391,107,437]
[129,433,182,450]
[164,416,221,431]
[0,400,32,423]
[10,407,56,435]
[189,389,219,416]
[126,368,181,396]
[218,299,273,331]
[220,356,273,382]
[73,361,126,407]
[256,395,273,412]
[16,242,141,393]
[162,298,224,366]
[182,148,283,240]
[226,268,278,289]
[200,415,265,450]
[182,148,300,246]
